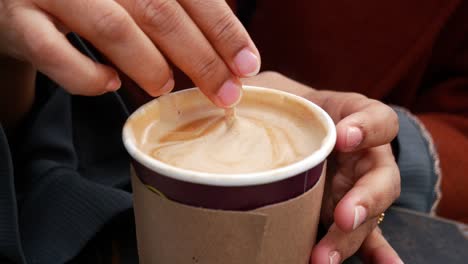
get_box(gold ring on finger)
[377,212,385,225]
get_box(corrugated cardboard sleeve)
[131,163,326,264]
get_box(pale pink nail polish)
[217,80,242,107]
[233,48,260,77]
[346,126,363,148]
[353,205,368,230]
[329,251,341,264]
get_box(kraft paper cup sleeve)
[131,163,326,264]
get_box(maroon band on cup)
[132,160,324,211]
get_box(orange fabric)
[418,114,468,223]
[243,0,468,222]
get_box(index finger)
[178,0,261,77]
[118,0,247,108]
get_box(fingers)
[359,228,403,264]
[178,0,260,77]
[35,0,174,96]
[310,220,376,263]
[333,145,401,233]
[118,0,248,107]
[311,225,403,264]
[243,76,398,149]
[314,91,399,152]
[243,74,399,152]
[16,6,120,95]
[20,0,258,104]
[335,99,399,152]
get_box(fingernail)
[346,126,363,148]
[395,258,405,264]
[234,48,260,77]
[353,205,368,230]
[105,76,121,91]
[160,79,174,95]
[217,79,242,107]
[329,251,341,264]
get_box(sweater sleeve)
[391,107,441,215]
[416,95,468,223]
[0,125,26,264]
[411,2,468,222]
[0,75,135,264]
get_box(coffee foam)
[135,88,327,174]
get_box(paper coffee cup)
[123,86,336,210]
[123,86,336,264]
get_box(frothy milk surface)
[137,89,326,174]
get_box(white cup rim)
[122,85,336,187]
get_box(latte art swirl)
[142,102,325,174]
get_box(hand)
[243,72,403,264]
[0,0,259,107]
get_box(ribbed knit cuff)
[391,106,441,214]
[18,167,132,264]
[0,125,26,264]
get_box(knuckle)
[347,92,368,101]
[365,99,383,110]
[379,104,399,140]
[28,34,59,65]
[371,100,385,109]
[361,187,376,206]
[358,185,384,215]
[354,158,373,176]
[94,10,131,41]
[393,185,401,202]
[137,0,181,36]
[209,11,245,45]
[3,1,25,15]
[388,107,399,135]
[194,54,222,80]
